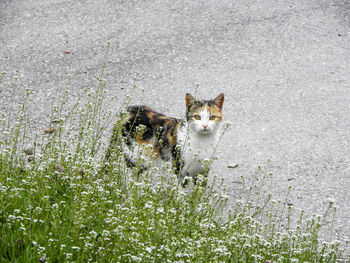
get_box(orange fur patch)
[209,106,223,122]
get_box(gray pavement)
[1,0,350,252]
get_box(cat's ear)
[185,93,196,110]
[213,93,224,109]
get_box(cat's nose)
[202,124,208,129]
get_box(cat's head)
[185,93,224,135]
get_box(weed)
[0,70,348,262]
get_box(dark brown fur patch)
[114,105,182,162]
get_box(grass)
[0,69,348,262]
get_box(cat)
[105,93,224,186]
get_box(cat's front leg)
[186,167,210,187]
[179,170,208,187]
[195,171,209,187]
[180,171,192,188]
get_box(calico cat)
[106,93,224,186]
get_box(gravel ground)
[1,0,349,254]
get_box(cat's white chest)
[185,135,215,159]
[177,126,219,175]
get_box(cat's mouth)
[198,129,211,134]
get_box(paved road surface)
[1,0,349,252]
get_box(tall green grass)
[0,70,348,262]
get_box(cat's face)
[185,93,224,135]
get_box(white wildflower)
[145,201,153,209]
[89,230,98,238]
[131,256,141,262]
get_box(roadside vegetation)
[0,70,348,262]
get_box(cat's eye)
[193,115,201,120]
[209,115,216,120]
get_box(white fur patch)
[177,118,222,180]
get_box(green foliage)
[0,72,348,262]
